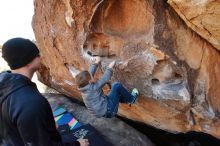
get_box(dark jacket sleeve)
[15,92,80,146]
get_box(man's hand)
[77,139,89,146]
[108,60,116,69]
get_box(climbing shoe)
[130,88,139,104]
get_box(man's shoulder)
[10,85,45,107]
[3,86,47,122]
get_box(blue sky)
[0,0,34,45]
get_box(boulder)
[32,0,220,139]
[168,0,220,51]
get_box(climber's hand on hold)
[108,60,116,69]
[94,56,101,64]
[91,56,101,64]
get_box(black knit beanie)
[2,38,40,70]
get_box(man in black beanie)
[0,38,89,146]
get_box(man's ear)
[26,61,32,68]
[26,59,35,68]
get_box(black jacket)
[0,71,79,146]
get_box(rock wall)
[32,0,220,139]
[168,0,220,51]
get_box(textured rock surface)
[168,0,220,51]
[32,0,220,139]
[46,94,154,146]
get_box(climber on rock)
[75,56,139,118]
[0,38,89,146]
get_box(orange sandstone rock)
[32,0,220,139]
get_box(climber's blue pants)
[104,82,134,118]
